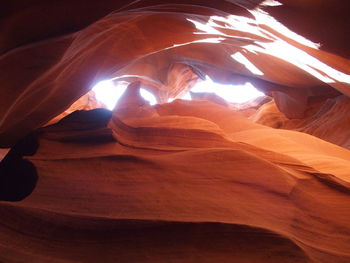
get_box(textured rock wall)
[1,88,349,262]
[251,95,350,149]
[1,0,349,146]
[1,1,350,262]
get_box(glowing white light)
[243,41,350,84]
[187,18,222,35]
[186,11,350,85]
[187,16,265,40]
[92,80,127,110]
[93,10,350,110]
[93,80,158,109]
[212,15,267,39]
[171,38,224,49]
[260,0,282,7]
[250,10,320,49]
[231,52,264,75]
[242,11,350,84]
[182,93,192,100]
[192,38,224,44]
[191,76,264,103]
[140,88,157,105]
[167,93,192,102]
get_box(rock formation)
[0,1,350,262]
[251,95,350,149]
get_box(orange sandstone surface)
[0,85,349,262]
[0,1,350,262]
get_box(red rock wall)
[1,1,349,146]
[252,95,350,149]
[1,1,350,262]
[1,93,349,262]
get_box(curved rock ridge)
[0,206,311,263]
[1,88,349,262]
[1,2,350,262]
[1,1,350,146]
[251,95,350,149]
[44,90,106,126]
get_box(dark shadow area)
[41,108,114,143]
[45,108,112,131]
[0,206,311,263]
[0,109,113,201]
[0,133,39,201]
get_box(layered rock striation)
[1,1,350,262]
[0,84,350,262]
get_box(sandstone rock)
[1,1,349,146]
[1,86,349,262]
[252,95,350,149]
[1,1,350,262]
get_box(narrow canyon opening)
[92,76,265,110]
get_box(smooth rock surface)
[1,2,350,262]
[1,93,349,262]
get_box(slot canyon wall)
[0,1,350,262]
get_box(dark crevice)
[0,132,39,201]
